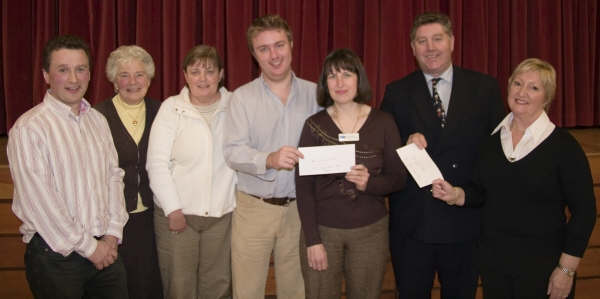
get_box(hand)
[101,235,118,249]
[431,179,465,206]
[101,235,118,266]
[547,267,574,299]
[88,240,111,270]
[168,209,187,233]
[307,244,328,271]
[406,132,427,149]
[267,146,304,170]
[345,164,370,191]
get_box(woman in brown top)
[295,48,407,299]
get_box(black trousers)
[25,233,128,299]
[478,242,575,299]
[390,236,478,299]
[120,209,163,299]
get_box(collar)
[43,90,91,119]
[259,71,298,100]
[492,111,554,141]
[113,94,145,110]
[423,65,453,84]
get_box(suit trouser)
[390,236,478,299]
[154,208,232,299]
[25,233,128,299]
[300,216,389,299]
[231,191,304,299]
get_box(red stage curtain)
[1,0,599,133]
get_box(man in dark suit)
[381,12,505,298]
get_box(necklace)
[115,95,144,127]
[332,105,361,133]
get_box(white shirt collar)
[493,111,555,162]
[423,65,453,85]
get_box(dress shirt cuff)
[76,235,98,258]
[255,151,270,175]
[105,221,124,242]
[254,151,277,181]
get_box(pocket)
[27,234,58,257]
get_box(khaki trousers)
[300,216,389,299]
[231,191,304,299]
[155,208,232,299]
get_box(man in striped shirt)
[8,35,129,299]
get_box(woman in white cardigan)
[147,45,236,299]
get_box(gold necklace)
[115,95,144,127]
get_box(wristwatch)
[557,264,576,277]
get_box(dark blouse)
[94,97,161,212]
[295,108,407,246]
[465,128,596,271]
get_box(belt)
[248,193,296,206]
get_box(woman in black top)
[95,45,163,299]
[432,58,596,299]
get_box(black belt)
[248,193,296,206]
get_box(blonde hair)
[508,58,557,111]
[105,45,155,82]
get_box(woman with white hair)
[95,45,163,299]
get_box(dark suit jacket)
[381,66,505,243]
[94,97,161,212]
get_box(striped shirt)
[8,91,128,258]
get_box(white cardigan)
[147,86,236,217]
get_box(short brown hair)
[43,35,91,71]
[508,58,557,111]
[410,12,453,42]
[317,48,372,107]
[182,45,224,88]
[246,14,293,54]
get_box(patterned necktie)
[431,78,447,128]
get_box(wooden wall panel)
[0,202,20,234]
[589,155,600,184]
[0,166,13,199]
[0,135,598,298]
[0,270,32,299]
[579,247,600,278]
[589,220,600,247]
[574,278,600,299]
[594,186,599,211]
[0,236,25,268]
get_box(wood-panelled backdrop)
[0,131,598,298]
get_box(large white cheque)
[396,143,444,188]
[298,144,355,176]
